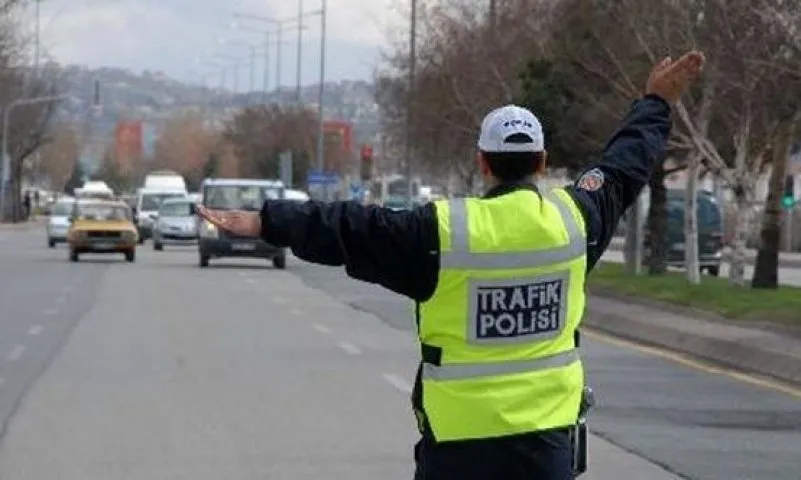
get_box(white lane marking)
[44,308,58,316]
[312,324,331,334]
[290,309,301,315]
[7,345,25,361]
[273,296,286,304]
[337,341,362,355]
[382,373,413,393]
[55,295,66,304]
[246,278,256,284]
[0,378,5,387]
[27,325,44,335]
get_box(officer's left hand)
[196,204,261,237]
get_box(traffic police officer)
[198,51,705,480]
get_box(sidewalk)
[0,218,45,231]
[608,237,801,268]
[586,292,801,386]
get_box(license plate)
[94,242,115,250]
[231,243,255,251]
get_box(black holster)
[570,386,595,477]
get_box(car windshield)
[50,202,73,216]
[75,204,130,221]
[159,201,192,217]
[203,185,280,211]
[667,195,721,229]
[141,193,184,211]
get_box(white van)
[143,170,187,192]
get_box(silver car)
[46,198,74,247]
[152,197,197,251]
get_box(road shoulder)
[586,292,801,387]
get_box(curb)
[607,240,801,269]
[585,290,801,387]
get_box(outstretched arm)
[260,200,440,302]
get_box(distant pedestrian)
[23,191,31,220]
[197,51,705,479]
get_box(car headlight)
[199,220,217,238]
[123,231,136,241]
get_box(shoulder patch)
[576,168,604,191]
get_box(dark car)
[197,178,287,269]
[646,189,723,276]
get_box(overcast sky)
[26,0,406,90]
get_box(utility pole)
[261,31,270,103]
[248,45,256,94]
[316,0,327,198]
[34,0,40,78]
[296,0,304,104]
[404,0,417,208]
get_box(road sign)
[348,182,365,201]
[279,151,293,188]
[306,171,339,186]
[1,152,8,183]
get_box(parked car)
[645,189,724,276]
[153,197,198,251]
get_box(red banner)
[115,121,143,169]
[323,120,352,155]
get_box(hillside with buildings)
[48,63,380,171]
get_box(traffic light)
[360,144,373,181]
[782,174,795,209]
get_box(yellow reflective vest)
[417,187,587,442]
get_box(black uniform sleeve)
[259,200,440,302]
[564,94,672,272]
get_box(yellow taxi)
[67,198,139,262]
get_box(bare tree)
[376,0,547,193]
[222,105,318,188]
[0,1,63,221]
[34,121,81,192]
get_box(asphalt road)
[0,226,797,479]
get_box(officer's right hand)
[645,51,705,103]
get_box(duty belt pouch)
[571,386,595,477]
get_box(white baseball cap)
[477,105,544,153]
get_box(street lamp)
[218,38,259,94]
[405,0,418,208]
[213,52,244,92]
[234,11,318,104]
[34,0,40,78]
[233,23,305,103]
[315,0,327,198]
[0,94,70,220]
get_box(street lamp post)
[297,0,304,104]
[214,53,241,92]
[34,0,40,78]
[0,94,70,220]
[404,0,418,208]
[234,12,315,103]
[315,0,327,198]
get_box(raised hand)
[645,51,705,103]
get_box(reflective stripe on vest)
[422,348,579,381]
[418,188,588,442]
[440,190,585,270]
